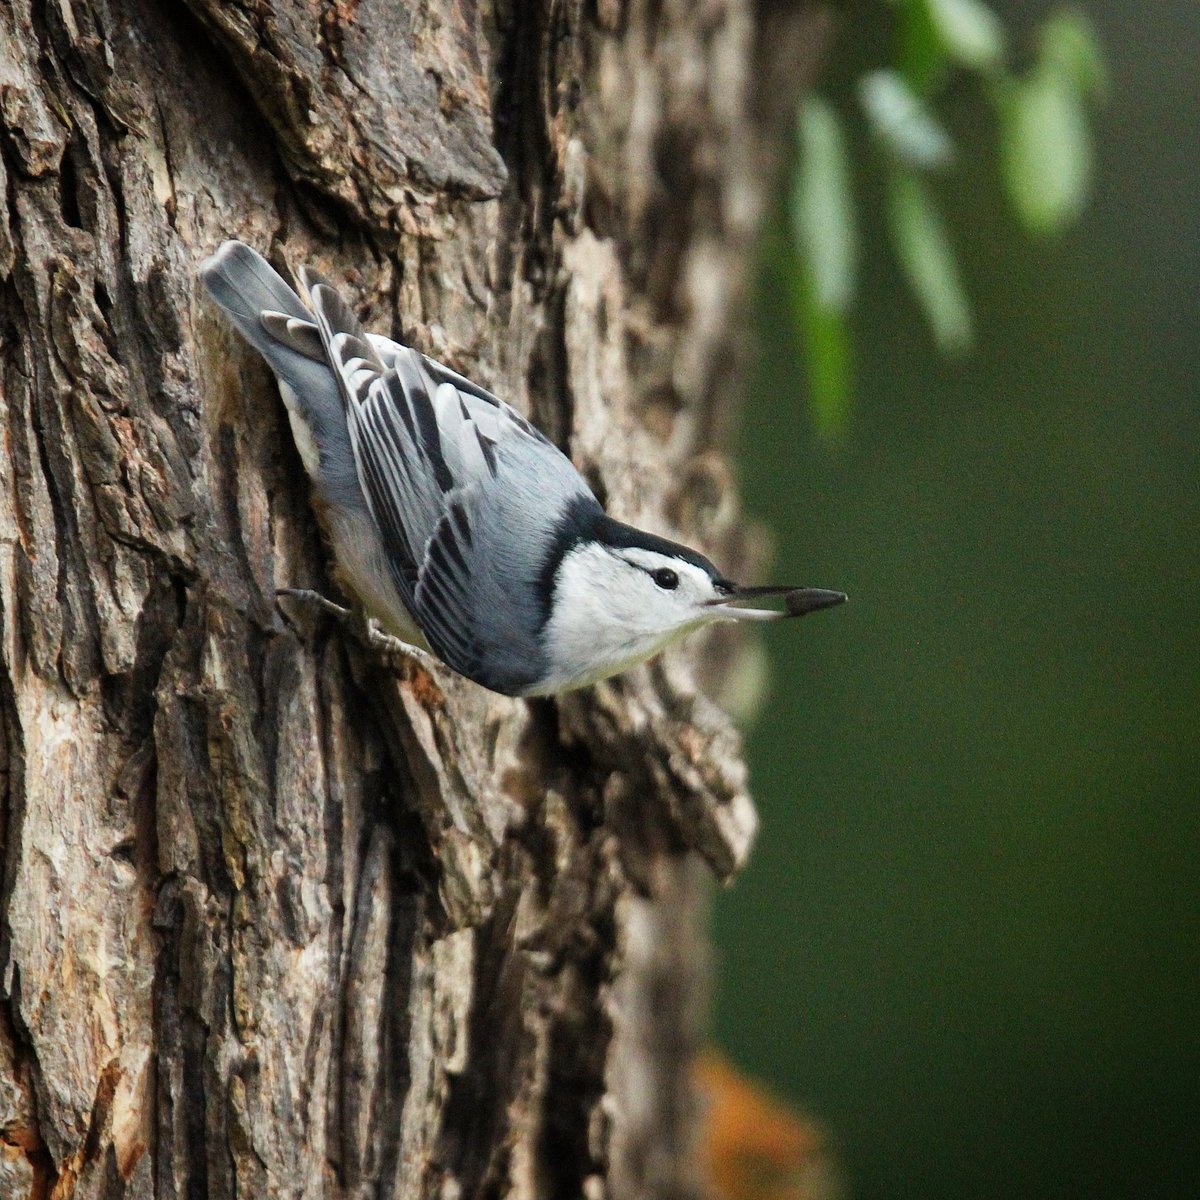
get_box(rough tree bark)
[0,1,824,1197]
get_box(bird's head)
[538,514,845,693]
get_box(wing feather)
[260,311,325,361]
[413,502,487,677]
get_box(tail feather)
[200,240,357,495]
[200,241,309,323]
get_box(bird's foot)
[357,615,440,673]
[275,588,351,621]
[275,589,438,673]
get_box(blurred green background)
[712,3,1200,1199]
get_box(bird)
[199,241,845,697]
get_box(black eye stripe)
[650,567,679,590]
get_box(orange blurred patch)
[696,1050,841,1200]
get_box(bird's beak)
[706,585,847,622]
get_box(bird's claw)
[275,588,437,673]
[275,588,351,621]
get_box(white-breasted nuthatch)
[199,241,845,697]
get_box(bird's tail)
[200,239,365,504]
[198,241,317,372]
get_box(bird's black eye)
[651,567,679,590]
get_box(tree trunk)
[0,1,824,1196]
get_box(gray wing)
[307,282,596,694]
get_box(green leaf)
[860,70,954,170]
[790,96,858,433]
[794,267,853,439]
[1001,65,1093,234]
[888,169,973,353]
[792,96,857,314]
[1040,10,1109,102]
[924,0,1006,73]
[898,0,948,95]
